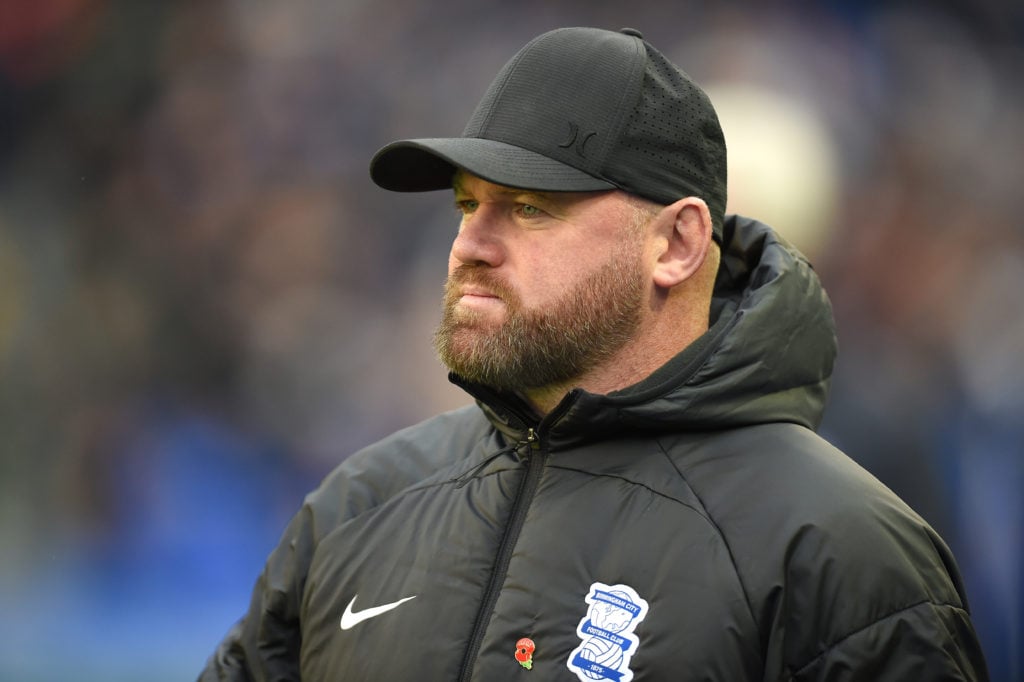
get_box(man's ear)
[651,197,713,289]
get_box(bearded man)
[200,27,988,682]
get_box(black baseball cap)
[369,27,727,239]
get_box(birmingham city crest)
[566,582,649,682]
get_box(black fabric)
[369,27,728,239]
[198,217,988,681]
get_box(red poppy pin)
[515,637,536,670]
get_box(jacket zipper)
[454,438,527,488]
[457,427,542,682]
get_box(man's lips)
[460,286,500,299]
[455,286,505,310]
[459,291,501,303]
[447,268,514,311]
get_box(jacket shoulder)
[668,423,982,678]
[305,404,492,538]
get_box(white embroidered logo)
[339,594,416,630]
[566,582,649,682]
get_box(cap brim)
[369,138,617,194]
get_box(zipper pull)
[455,431,537,489]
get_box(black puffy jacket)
[200,216,988,681]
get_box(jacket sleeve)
[764,482,992,682]
[767,510,991,682]
[788,600,989,681]
[710,426,992,682]
[197,502,316,682]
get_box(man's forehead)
[452,171,537,196]
[451,170,615,203]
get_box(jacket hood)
[454,215,838,447]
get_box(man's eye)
[519,204,542,217]
[455,199,478,214]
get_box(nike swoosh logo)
[340,594,417,630]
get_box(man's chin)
[450,304,507,327]
[445,327,500,355]
[446,309,508,334]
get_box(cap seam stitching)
[470,34,546,140]
[595,35,648,186]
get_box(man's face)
[434,172,650,392]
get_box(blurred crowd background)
[0,0,1020,680]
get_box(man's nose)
[450,208,505,267]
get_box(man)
[199,27,988,681]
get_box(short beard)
[434,245,646,393]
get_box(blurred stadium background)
[0,0,1020,680]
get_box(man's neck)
[522,313,709,415]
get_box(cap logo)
[558,122,597,158]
